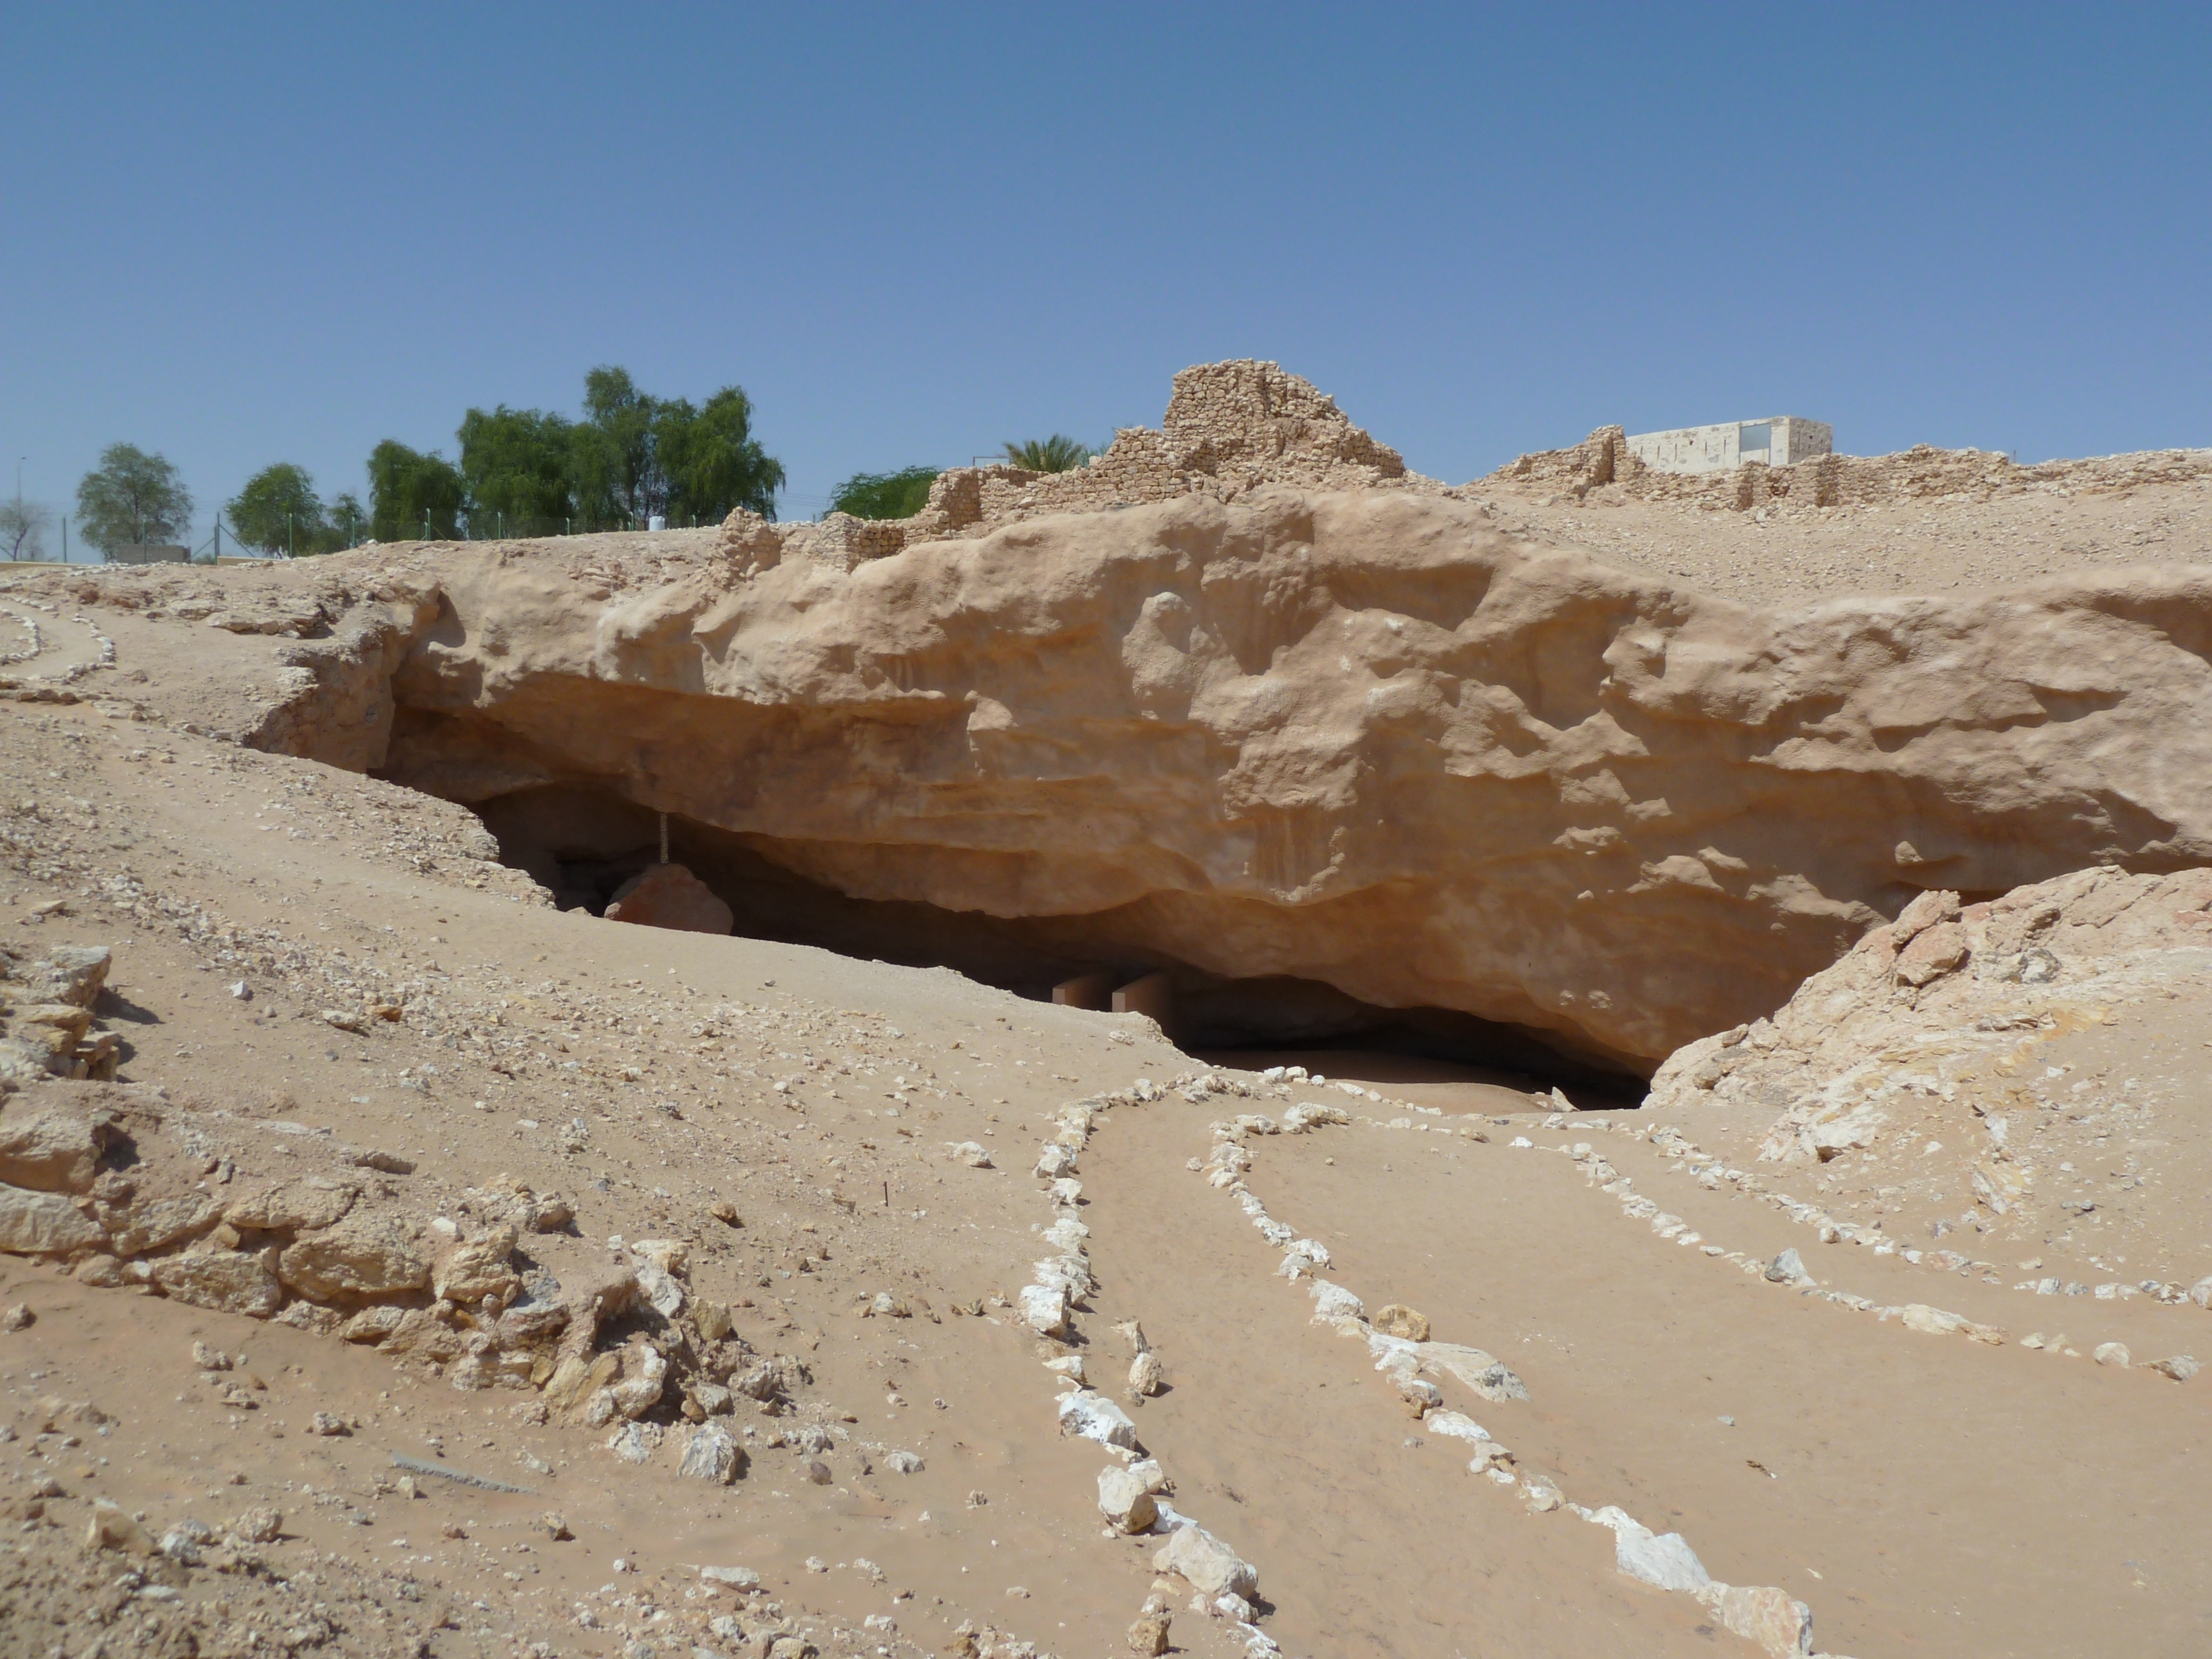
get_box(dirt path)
[1076,1098,1732,1658]
[1083,1100,2212,1658]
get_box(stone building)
[1624,418,1833,476]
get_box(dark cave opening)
[465,782,1642,1103]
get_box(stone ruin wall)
[1485,424,2212,515]
[718,357,2212,573]
[721,359,1454,575]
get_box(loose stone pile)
[0,985,837,1487]
[0,942,122,1089]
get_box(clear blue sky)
[4,4,2207,552]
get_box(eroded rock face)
[342,482,2212,1068]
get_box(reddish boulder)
[604,864,733,936]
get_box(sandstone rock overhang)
[241,477,2212,1076]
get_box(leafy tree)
[328,493,366,549]
[458,405,577,528]
[0,499,51,561]
[562,368,784,526]
[570,366,659,525]
[829,466,940,520]
[226,463,331,556]
[363,366,785,539]
[1001,434,1092,473]
[658,386,785,522]
[366,441,466,541]
[76,443,193,551]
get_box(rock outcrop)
[34,364,2212,1070]
[1646,864,2212,1151]
[0,1062,811,1434]
[0,945,120,1088]
[345,479,2212,1070]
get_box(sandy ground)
[2,476,2211,1659]
[1474,472,2212,609]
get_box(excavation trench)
[451,780,1638,1103]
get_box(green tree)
[328,493,366,549]
[1001,434,1092,473]
[226,463,331,556]
[458,405,576,530]
[657,386,785,522]
[366,441,466,541]
[570,366,659,525]
[829,466,940,520]
[76,443,194,551]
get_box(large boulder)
[0,1112,116,1193]
[603,863,733,935]
[0,1184,105,1256]
[151,1248,284,1318]
[225,1177,358,1232]
[432,1223,520,1305]
[278,1214,430,1301]
[7,947,113,1009]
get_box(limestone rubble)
[1647,863,2212,1164]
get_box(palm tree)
[1000,434,1092,473]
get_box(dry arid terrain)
[1,366,2209,1659]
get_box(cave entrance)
[467,782,1640,1105]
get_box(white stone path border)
[1015,1086,1295,1659]
[0,596,117,691]
[1631,1114,2212,1310]
[1310,1095,2201,1383]
[1194,1099,1854,1659]
[0,607,38,665]
[1249,1068,2209,1326]
[1488,1114,2200,1381]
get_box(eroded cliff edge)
[190,481,2207,1074]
